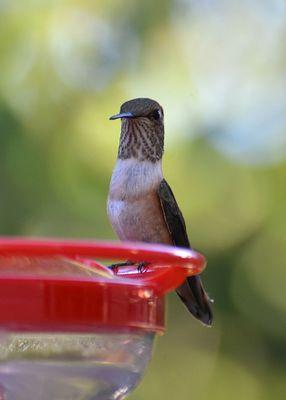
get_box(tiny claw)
[108,264,119,274]
[137,262,150,274]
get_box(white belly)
[107,159,172,244]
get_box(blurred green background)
[0,1,286,399]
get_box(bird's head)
[110,98,165,162]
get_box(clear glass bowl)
[0,331,154,400]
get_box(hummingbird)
[107,98,213,326]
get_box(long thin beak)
[109,112,134,120]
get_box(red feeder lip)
[0,237,207,334]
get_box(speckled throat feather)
[118,118,164,162]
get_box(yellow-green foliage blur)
[0,1,286,399]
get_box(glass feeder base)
[0,331,154,400]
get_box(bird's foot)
[137,261,150,274]
[108,261,150,275]
[108,261,135,274]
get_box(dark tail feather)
[176,275,213,326]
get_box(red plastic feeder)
[0,238,206,400]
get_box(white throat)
[109,158,163,200]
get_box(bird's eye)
[150,109,162,120]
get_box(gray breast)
[107,193,172,245]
